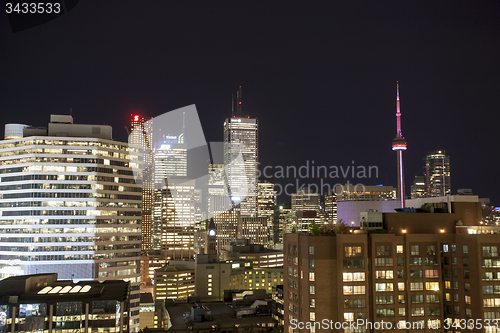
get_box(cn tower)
[392,82,407,208]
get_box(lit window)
[59,286,72,294]
[69,286,82,293]
[426,282,439,291]
[37,286,52,295]
[80,285,91,293]
[344,312,354,321]
[48,286,63,294]
[345,246,362,257]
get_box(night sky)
[1,1,499,204]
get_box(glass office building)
[0,115,142,332]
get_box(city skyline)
[1,2,499,204]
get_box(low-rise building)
[154,261,195,301]
[0,273,130,332]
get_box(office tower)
[213,208,240,253]
[223,87,258,218]
[423,150,451,197]
[207,164,231,220]
[324,189,338,223]
[0,115,141,331]
[289,188,321,233]
[239,216,269,246]
[284,207,495,333]
[392,82,407,208]
[160,179,196,260]
[276,203,292,244]
[272,285,285,327]
[130,114,154,250]
[206,163,238,253]
[411,176,426,199]
[258,177,276,246]
[291,187,320,213]
[153,134,187,182]
[151,133,187,251]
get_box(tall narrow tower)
[223,86,258,218]
[392,82,407,208]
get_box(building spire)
[236,86,242,117]
[231,94,234,118]
[396,81,402,138]
[392,81,407,209]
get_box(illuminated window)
[425,282,439,291]
[48,286,63,294]
[344,312,354,321]
[425,270,438,278]
[483,246,498,257]
[396,245,403,254]
[37,286,52,295]
[345,246,362,257]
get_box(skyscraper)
[258,177,276,246]
[130,114,154,250]
[392,82,407,208]
[323,189,338,223]
[223,87,258,218]
[423,150,451,197]
[0,115,141,331]
[411,175,426,199]
[290,187,321,233]
[151,132,187,251]
[160,179,196,259]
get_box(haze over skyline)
[1,1,499,204]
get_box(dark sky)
[1,1,499,204]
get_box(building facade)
[423,150,451,197]
[283,214,498,333]
[151,135,187,251]
[223,117,258,218]
[0,115,142,331]
[154,261,195,301]
[130,114,153,251]
[0,273,131,333]
[258,177,276,246]
[411,176,426,199]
